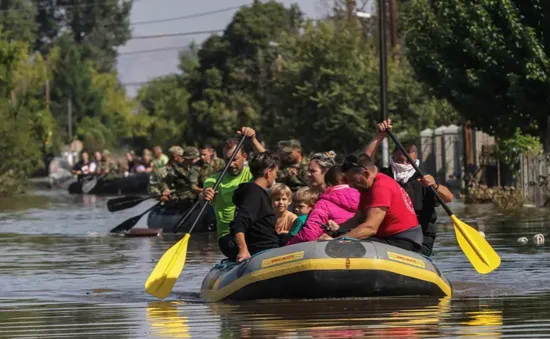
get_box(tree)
[0,31,58,194]
[182,1,303,147]
[404,0,550,151]
[136,74,190,149]
[34,0,132,71]
[0,0,37,42]
[49,34,102,142]
[266,19,457,153]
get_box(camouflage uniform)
[148,146,201,204]
[198,157,225,186]
[98,150,118,180]
[276,139,310,192]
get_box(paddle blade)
[451,215,501,274]
[145,233,190,299]
[109,214,143,233]
[107,196,149,212]
[82,178,98,193]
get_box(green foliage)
[0,32,57,195]
[404,0,550,151]
[495,128,542,173]
[136,74,190,149]
[266,19,458,153]
[0,0,37,42]
[180,0,303,148]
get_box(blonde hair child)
[270,183,297,234]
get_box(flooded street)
[1,189,549,338]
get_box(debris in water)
[533,234,545,246]
[517,237,528,245]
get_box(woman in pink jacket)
[286,165,360,245]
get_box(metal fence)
[417,125,495,188]
[519,152,550,206]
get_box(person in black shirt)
[363,119,454,256]
[71,151,95,182]
[229,151,281,263]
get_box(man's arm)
[238,126,265,153]
[338,209,366,230]
[435,184,454,203]
[362,119,392,157]
[339,207,386,240]
[189,166,203,195]
[421,175,454,203]
[234,233,250,262]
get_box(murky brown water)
[0,189,549,338]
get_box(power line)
[130,4,248,26]
[119,46,187,56]
[0,0,142,14]
[129,29,224,40]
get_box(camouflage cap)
[102,149,111,157]
[183,146,200,159]
[278,139,302,153]
[168,146,184,156]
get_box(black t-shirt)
[380,167,439,237]
[72,160,94,181]
[230,182,280,255]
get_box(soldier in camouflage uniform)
[276,139,310,193]
[148,146,202,209]
[198,144,225,185]
[97,149,118,180]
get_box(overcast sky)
[116,0,331,97]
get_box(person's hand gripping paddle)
[387,130,500,274]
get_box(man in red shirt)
[323,153,423,252]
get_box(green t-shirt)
[152,154,169,169]
[289,214,308,237]
[204,166,253,239]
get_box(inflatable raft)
[146,201,217,233]
[200,239,452,302]
[68,173,150,195]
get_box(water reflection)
[459,310,503,338]
[147,302,190,338]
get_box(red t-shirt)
[359,172,419,237]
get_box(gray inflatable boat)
[200,238,452,302]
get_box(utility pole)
[68,99,73,142]
[389,0,398,58]
[379,0,389,167]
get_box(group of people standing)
[148,121,454,263]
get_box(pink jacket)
[287,184,360,245]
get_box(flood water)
[0,189,549,338]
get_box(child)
[270,183,297,234]
[288,187,320,238]
[286,165,360,245]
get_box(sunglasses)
[342,155,368,172]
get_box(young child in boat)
[270,183,297,234]
[285,187,320,241]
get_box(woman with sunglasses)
[321,153,423,253]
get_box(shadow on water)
[1,193,550,338]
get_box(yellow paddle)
[387,131,500,274]
[145,135,247,299]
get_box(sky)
[116,0,330,97]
